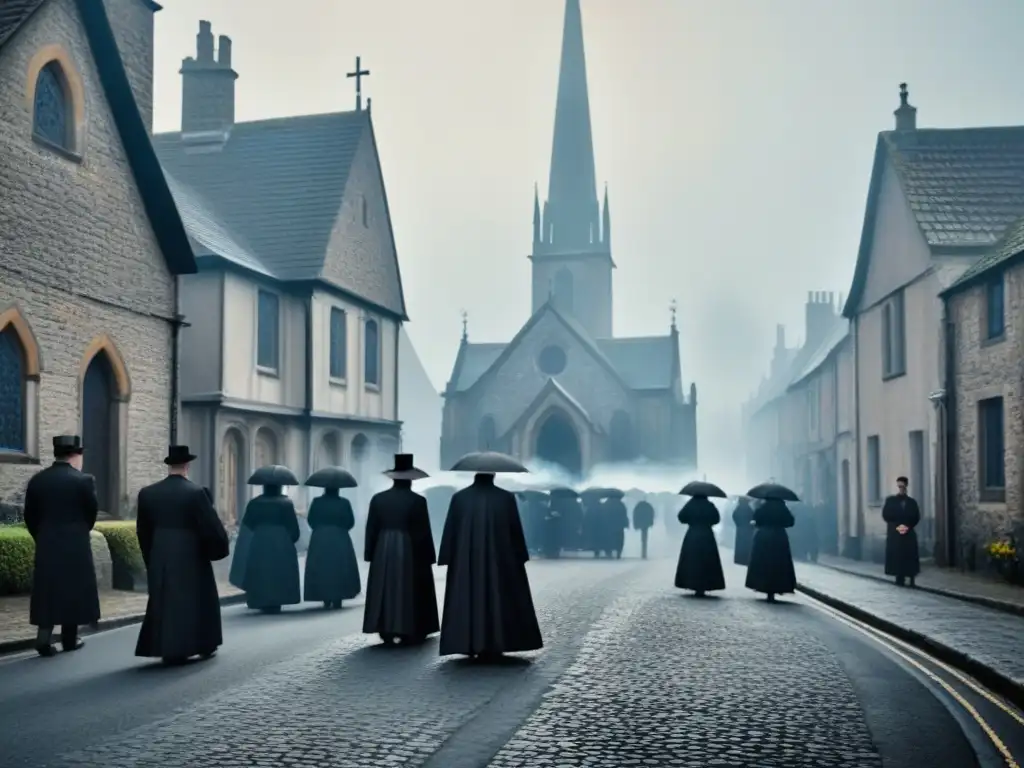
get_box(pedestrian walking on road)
[674,481,727,596]
[239,466,302,614]
[731,497,755,566]
[134,445,230,664]
[23,435,99,657]
[439,452,542,660]
[883,476,921,587]
[303,467,362,609]
[744,482,798,603]
[631,498,655,559]
[362,454,439,645]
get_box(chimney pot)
[197,20,214,62]
[894,82,917,131]
[218,35,232,67]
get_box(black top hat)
[383,453,429,480]
[52,435,83,455]
[164,445,197,465]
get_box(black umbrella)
[680,480,727,498]
[747,482,799,502]
[516,489,549,502]
[603,488,626,499]
[449,451,529,473]
[580,486,612,497]
[304,466,358,489]
[549,486,579,498]
[248,465,299,486]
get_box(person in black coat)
[883,476,921,586]
[674,496,726,596]
[362,454,438,644]
[439,472,542,659]
[732,497,755,566]
[602,492,630,558]
[23,435,99,656]
[135,446,230,663]
[632,499,655,559]
[745,498,796,602]
[304,488,361,608]
[240,483,301,613]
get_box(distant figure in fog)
[239,466,302,614]
[745,498,796,602]
[303,469,361,610]
[362,455,438,644]
[602,491,630,559]
[135,445,230,664]
[675,495,726,596]
[731,497,755,566]
[581,492,605,557]
[632,499,655,559]
[883,476,921,587]
[439,469,542,659]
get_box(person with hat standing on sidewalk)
[134,445,230,664]
[22,435,100,656]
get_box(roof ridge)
[154,109,364,138]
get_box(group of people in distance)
[672,479,801,603]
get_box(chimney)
[180,21,239,136]
[805,290,839,347]
[894,83,916,131]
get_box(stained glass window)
[0,328,25,452]
[33,63,69,149]
[364,319,379,386]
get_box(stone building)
[940,216,1024,564]
[0,0,195,515]
[440,0,697,476]
[152,22,412,526]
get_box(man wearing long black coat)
[135,445,230,663]
[23,435,99,656]
[438,472,542,658]
[883,476,921,586]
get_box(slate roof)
[0,0,47,50]
[153,111,404,315]
[943,212,1024,295]
[844,125,1024,316]
[787,321,849,390]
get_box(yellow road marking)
[803,598,1020,767]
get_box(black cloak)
[303,492,362,603]
[602,498,630,555]
[882,494,921,577]
[674,497,726,592]
[745,499,797,595]
[240,489,301,609]
[732,499,755,566]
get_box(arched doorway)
[534,410,582,477]
[317,431,341,470]
[82,352,117,514]
[254,427,278,468]
[218,428,245,528]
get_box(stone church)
[440,0,698,477]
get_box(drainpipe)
[394,323,401,450]
[304,293,315,511]
[852,315,863,559]
[169,276,185,444]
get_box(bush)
[0,525,34,596]
[93,521,144,590]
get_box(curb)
[812,562,1024,619]
[796,582,1024,711]
[0,592,248,657]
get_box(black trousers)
[38,624,78,647]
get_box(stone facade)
[0,0,180,513]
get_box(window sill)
[980,488,1006,504]
[32,133,82,163]
[364,382,381,393]
[881,369,906,382]
[329,376,347,388]
[981,333,1006,348]
[256,365,279,379]
[0,451,40,465]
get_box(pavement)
[0,552,1021,767]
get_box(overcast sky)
[152,0,1024,469]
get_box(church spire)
[545,0,598,251]
[602,183,610,244]
[533,183,541,245]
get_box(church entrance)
[82,353,117,515]
[534,410,582,477]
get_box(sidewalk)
[794,561,1024,708]
[811,552,1024,616]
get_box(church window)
[256,289,279,372]
[538,344,567,376]
[553,269,574,314]
[478,415,497,450]
[364,318,380,387]
[0,327,26,452]
[329,307,347,380]
[33,62,71,151]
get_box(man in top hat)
[135,446,230,663]
[22,435,100,656]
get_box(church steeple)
[602,183,610,245]
[533,183,541,246]
[544,0,599,252]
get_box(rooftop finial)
[894,82,916,130]
[347,56,370,111]
[460,309,468,341]
[899,82,908,105]
[669,298,678,331]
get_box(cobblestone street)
[0,555,1016,767]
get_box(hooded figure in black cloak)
[439,456,542,659]
[135,446,230,663]
[732,497,755,566]
[883,475,921,586]
[674,495,726,595]
[602,491,630,558]
[303,468,362,609]
[580,491,606,556]
[362,455,439,644]
[632,498,655,559]
[745,498,797,602]
[239,467,301,613]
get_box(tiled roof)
[449,342,505,391]
[154,111,403,313]
[944,212,1024,294]
[0,0,46,50]
[787,321,849,390]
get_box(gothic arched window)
[554,268,574,313]
[364,319,380,387]
[478,415,497,450]
[0,327,26,452]
[33,61,71,150]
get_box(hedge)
[0,525,34,596]
[93,521,144,589]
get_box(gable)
[502,378,598,442]
[322,119,407,318]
